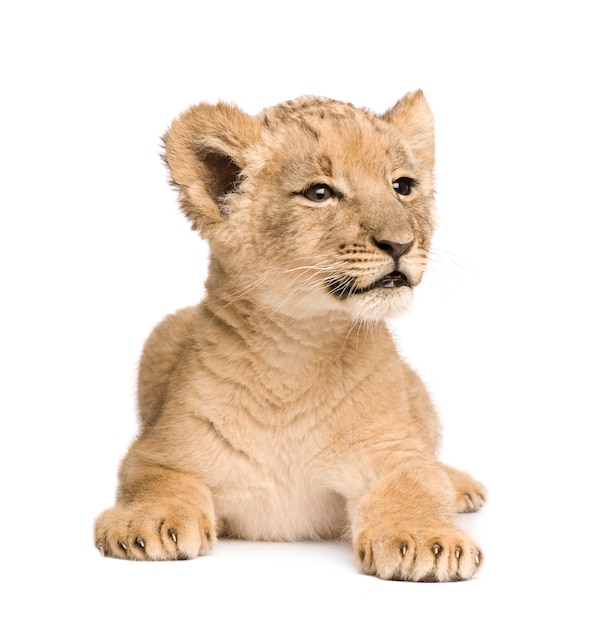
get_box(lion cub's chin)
[347,287,415,321]
[255,283,414,323]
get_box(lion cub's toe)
[95,504,215,560]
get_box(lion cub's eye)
[392,177,416,196]
[302,184,336,202]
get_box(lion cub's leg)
[443,464,487,513]
[137,306,197,428]
[352,462,483,582]
[95,445,216,560]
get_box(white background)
[1,1,608,624]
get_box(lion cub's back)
[137,306,198,426]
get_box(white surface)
[1,1,608,624]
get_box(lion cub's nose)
[374,239,414,262]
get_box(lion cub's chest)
[200,360,367,541]
[192,310,403,540]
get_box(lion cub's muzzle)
[327,237,413,299]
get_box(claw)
[455,547,462,559]
[475,551,481,566]
[119,541,127,552]
[400,543,408,556]
[464,494,474,509]
[96,542,106,557]
[169,530,178,544]
[432,543,442,556]
[136,537,145,549]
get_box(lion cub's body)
[136,304,439,542]
[96,92,486,581]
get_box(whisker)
[426,247,476,289]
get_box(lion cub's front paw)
[445,466,488,513]
[95,504,216,560]
[355,527,482,582]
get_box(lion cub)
[95,91,486,581]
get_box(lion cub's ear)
[163,102,261,235]
[381,90,435,168]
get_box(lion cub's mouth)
[368,271,411,290]
[327,271,411,300]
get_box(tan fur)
[95,91,487,581]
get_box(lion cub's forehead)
[260,96,363,124]
[255,96,410,180]
[259,96,383,143]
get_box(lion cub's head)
[163,92,435,322]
